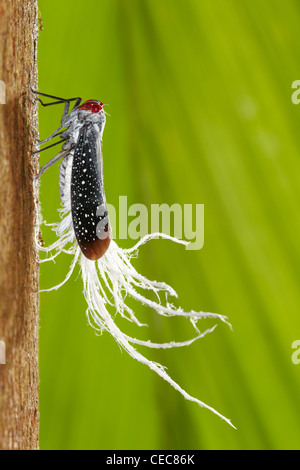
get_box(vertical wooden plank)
[0,0,39,450]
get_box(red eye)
[78,100,103,113]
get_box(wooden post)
[0,0,39,450]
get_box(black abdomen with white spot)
[71,124,110,259]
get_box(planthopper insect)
[32,88,111,260]
[32,88,234,428]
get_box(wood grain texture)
[0,0,39,450]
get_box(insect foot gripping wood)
[32,89,235,429]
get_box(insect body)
[33,90,234,429]
[32,90,111,260]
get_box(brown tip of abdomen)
[79,234,111,260]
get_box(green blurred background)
[38,0,300,450]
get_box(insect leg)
[36,125,65,147]
[35,150,69,180]
[37,96,82,122]
[30,87,82,141]
[60,97,82,125]
[33,138,67,155]
[35,99,79,146]
[30,87,82,107]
